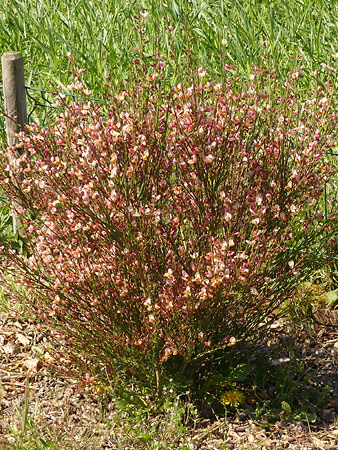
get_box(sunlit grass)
[0,0,338,94]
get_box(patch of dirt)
[1,311,338,449]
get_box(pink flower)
[198,67,206,78]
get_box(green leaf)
[294,411,317,423]
[171,373,189,390]
[120,390,149,409]
[281,401,292,414]
[219,444,230,450]
[139,432,153,442]
[208,374,229,385]
[326,290,338,307]
[229,363,251,382]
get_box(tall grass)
[1,0,338,93]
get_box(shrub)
[1,66,337,400]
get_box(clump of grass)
[283,281,328,323]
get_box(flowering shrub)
[1,67,337,399]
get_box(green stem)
[154,354,163,401]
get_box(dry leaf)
[22,358,43,374]
[14,321,23,330]
[271,357,290,366]
[247,433,255,443]
[2,342,15,354]
[16,333,31,346]
[311,436,324,447]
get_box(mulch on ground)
[1,310,338,449]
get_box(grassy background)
[1,0,338,94]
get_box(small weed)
[283,281,326,324]
[2,379,56,450]
[106,384,196,450]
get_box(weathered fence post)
[1,51,27,235]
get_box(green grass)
[1,0,338,94]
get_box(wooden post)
[1,51,27,234]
